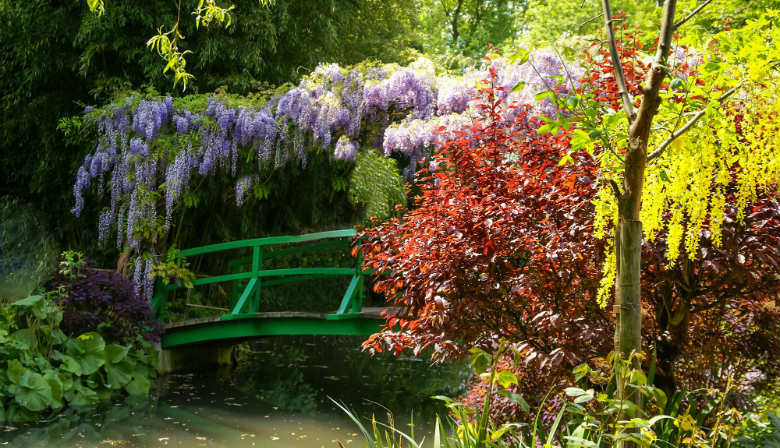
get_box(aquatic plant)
[0,294,157,423]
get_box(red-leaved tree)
[356,65,608,370]
[357,47,779,417]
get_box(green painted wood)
[161,316,383,348]
[250,246,262,313]
[188,268,350,289]
[230,277,257,315]
[178,229,356,257]
[334,275,361,315]
[189,267,355,287]
[154,228,378,345]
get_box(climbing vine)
[71,51,579,293]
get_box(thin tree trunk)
[603,0,677,365]
[601,2,678,446]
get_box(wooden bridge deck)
[160,307,393,348]
[165,307,391,329]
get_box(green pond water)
[1,336,471,448]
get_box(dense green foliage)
[0,294,157,423]
[345,349,780,448]
[0,0,418,259]
[418,0,518,59]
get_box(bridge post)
[352,251,365,313]
[249,246,262,313]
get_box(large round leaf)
[104,362,132,390]
[66,332,106,375]
[44,371,64,409]
[125,372,151,396]
[6,359,24,384]
[58,354,82,376]
[69,383,99,407]
[15,370,53,412]
[104,344,129,364]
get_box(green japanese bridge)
[151,229,387,349]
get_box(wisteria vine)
[72,50,581,297]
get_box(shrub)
[343,350,777,447]
[44,251,162,344]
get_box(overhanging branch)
[647,84,740,161]
[673,0,714,30]
[601,0,635,121]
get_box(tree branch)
[601,0,635,121]
[578,12,604,31]
[653,0,678,72]
[647,84,740,160]
[609,179,623,199]
[673,0,714,30]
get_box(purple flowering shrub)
[44,254,162,344]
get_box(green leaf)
[468,347,491,375]
[69,383,99,407]
[125,372,151,395]
[564,387,588,397]
[44,371,63,409]
[15,370,53,412]
[104,364,132,390]
[11,294,44,308]
[59,354,82,376]
[67,332,106,375]
[497,389,530,413]
[545,405,566,446]
[630,370,647,386]
[570,129,594,153]
[573,389,594,404]
[573,364,590,382]
[537,123,554,134]
[7,359,25,384]
[558,154,574,166]
[9,328,34,349]
[495,370,519,389]
[563,435,598,447]
[58,372,74,393]
[104,344,129,364]
[535,90,554,101]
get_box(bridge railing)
[151,229,366,323]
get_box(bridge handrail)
[152,228,365,323]
[178,228,356,257]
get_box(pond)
[1,335,471,447]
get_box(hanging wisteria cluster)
[72,50,581,296]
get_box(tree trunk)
[601,3,678,446]
[615,218,642,362]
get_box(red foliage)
[644,196,780,394]
[356,68,609,369]
[358,44,779,417]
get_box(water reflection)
[1,336,470,447]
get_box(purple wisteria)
[73,51,579,296]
